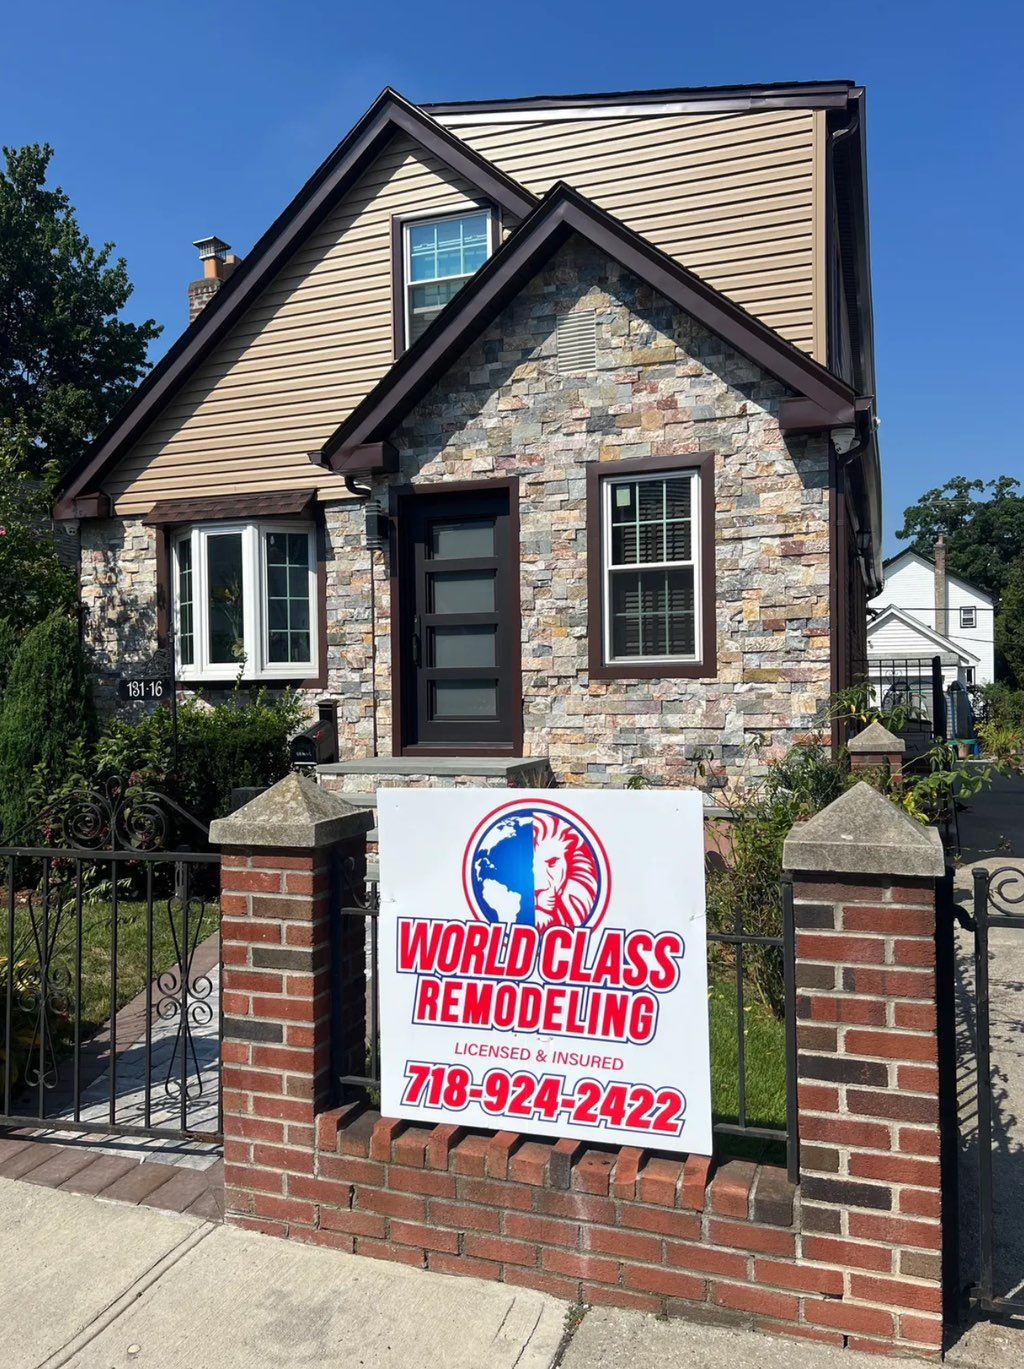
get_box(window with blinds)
[602,470,700,663]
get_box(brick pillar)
[209,774,373,1236]
[783,780,948,1357]
[847,720,906,784]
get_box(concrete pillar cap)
[846,721,906,756]
[209,772,373,850]
[783,781,944,879]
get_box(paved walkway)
[0,1178,564,1369]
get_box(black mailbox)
[290,699,338,767]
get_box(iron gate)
[956,864,1024,1320]
[0,781,221,1144]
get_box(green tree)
[0,143,161,475]
[0,423,76,633]
[995,561,1024,689]
[896,476,1024,602]
[0,612,95,841]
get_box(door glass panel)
[431,681,498,718]
[430,519,495,559]
[430,570,495,614]
[430,625,497,668]
[206,533,245,664]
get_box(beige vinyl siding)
[107,136,490,513]
[445,109,824,358]
[108,107,826,512]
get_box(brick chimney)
[188,236,241,322]
[934,535,948,638]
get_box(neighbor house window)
[172,522,317,680]
[602,470,700,664]
[960,606,977,629]
[403,209,493,346]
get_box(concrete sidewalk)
[0,1177,566,1369]
[4,1175,1022,1369]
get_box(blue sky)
[2,1,1019,550]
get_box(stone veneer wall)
[80,236,832,784]
[79,517,166,716]
[341,237,832,785]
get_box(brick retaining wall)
[214,776,950,1360]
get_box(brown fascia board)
[423,79,857,115]
[53,88,537,520]
[319,183,857,471]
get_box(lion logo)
[463,801,610,931]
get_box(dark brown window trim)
[586,452,717,682]
[153,509,328,693]
[391,201,502,359]
[388,475,522,757]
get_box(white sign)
[377,789,712,1155]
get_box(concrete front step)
[317,756,553,792]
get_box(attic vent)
[556,309,597,373]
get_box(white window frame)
[172,520,318,682]
[401,204,495,349]
[600,468,702,666]
[960,606,977,630]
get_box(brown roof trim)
[424,79,858,115]
[318,183,858,472]
[142,489,315,525]
[54,89,538,521]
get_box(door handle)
[411,616,421,667]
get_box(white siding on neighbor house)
[869,552,995,685]
[866,615,965,693]
[105,136,493,514]
[445,109,827,361]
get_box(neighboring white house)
[867,540,995,687]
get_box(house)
[54,80,882,792]
[867,538,995,691]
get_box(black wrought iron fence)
[0,780,221,1144]
[334,858,799,1182]
[852,655,946,739]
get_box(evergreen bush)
[0,612,95,840]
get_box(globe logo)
[462,800,610,931]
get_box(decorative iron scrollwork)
[48,777,171,852]
[155,889,215,1102]
[987,865,1024,918]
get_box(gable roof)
[880,548,994,605]
[424,79,859,118]
[54,89,537,519]
[316,182,860,473]
[867,605,979,663]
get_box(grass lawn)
[708,972,788,1161]
[2,878,220,1090]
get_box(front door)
[397,486,520,753]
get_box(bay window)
[172,522,317,680]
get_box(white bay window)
[173,522,317,680]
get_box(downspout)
[344,474,380,758]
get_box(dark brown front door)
[397,486,520,753]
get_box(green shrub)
[0,612,95,841]
[707,743,853,1017]
[980,682,1024,731]
[84,690,305,830]
[0,618,18,703]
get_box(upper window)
[601,470,700,665]
[960,606,977,630]
[173,522,317,680]
[403,210,492,347]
